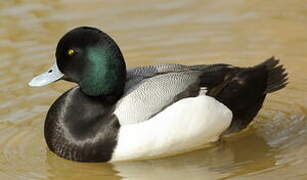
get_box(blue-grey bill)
[28,63,64,87]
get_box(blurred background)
[0,0,307,179]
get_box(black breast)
[44,87,120,162]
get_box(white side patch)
[111,95,232,162]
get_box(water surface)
[0,0,307,179]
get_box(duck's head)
[29,26,126,99]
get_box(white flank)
[111,95,232,162]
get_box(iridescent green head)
[29,26,127,99]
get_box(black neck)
[44,87,120,162]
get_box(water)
[0,0,307,179]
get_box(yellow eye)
[67,49,75,56]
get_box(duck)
[28,26,288,162]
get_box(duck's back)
[115,63,228,125]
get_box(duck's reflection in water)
[46,152,120,180]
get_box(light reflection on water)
[0,0,307,179]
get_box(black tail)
[204,57,288,135]
[256,57,288,94]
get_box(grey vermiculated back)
[124,63,217,90]
[115,64,209,125]
[125,64,191,90]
